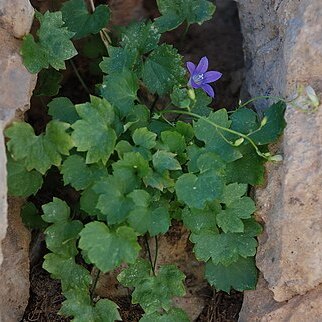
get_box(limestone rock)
[239,274,322,322]
[0,198,31,322]
[256,104,322,302]
[0,0,36,320]
[236,0,322,317]
[0,0,34,38]
[0,30,37,122]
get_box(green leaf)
[243,217,263,237]
[34,68,62,96]
[205,256,258,293]
[61,0,110,39]
[142,44,185,96]
[230,108,259,134]
[143,170,174,191]
[182,203,219,234]
[140,307,190,322]
[94,175,136,224]
[175,121,194,142]
[94,299,121,322]
[47,97,79,124]
[6,120,73,174]
[127,190,170,236]
[155,0,215,32]
[185,0,216,25]
[125,104,150,132]
[80,187,102,217]
[42,198,83,256]
[152,150,181,173]
[61,155,107,191]
[170,86,191,108]
[194,109,242,162]
[249,101,286,145]
[79,222,141,272]
[100,46,137,74]
[132,127,157,149]
[217,184,256,233]
[175,170,224,209]
[121,21,160,54]
[118,261,185,313]
[60,290,121,322]
[42,197,70,223]
[226,144,265,185]
[113,152,150,178]
[71,96,117,164]
[7,154,43,197]
[221,183,248,205]
[101,69,139,117]
[43,253,91,292]
[160,130,186,154]
[216,211,244,233]
[191,231,257,265]
[196,151,226,174]
[191,89,212,116]
[21,202,47,230]
[21,11,77,73]
[117,259,151,287]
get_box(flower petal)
[195,56,208,74]
[201,84,215,98]
[186,62,196,75]
[189,77,200,89]
[204,71,222,83]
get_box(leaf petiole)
[158,109,268,159]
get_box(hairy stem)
[90,268,101,301]
[153,236,159,272]
[144,235,156,276]
[159,109,267,159]
[237,95,287,109]
[88,0,111,50]
[69,60,90,94]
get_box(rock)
[0,0,36,320]
[0,0,34,38]
[236,0,322,318]
[256,104,322,302]
[0,197,31,322]
[0,30,37,122]
[239,274,322,322]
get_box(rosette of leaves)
[6,0,287,320]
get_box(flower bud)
[260,116,268,127]
[188,88,196,101]
[269,154,283,162]
[233,138,244,146]
[305,86,319,108]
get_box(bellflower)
[186,56,222,98]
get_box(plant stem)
[237,95,286,109]
[144,235,155,276]
[69,60,90,94]
[153,236,159,272]
[90,268,101,301]
[179,23,190,48]
[159,109,267,159]
[88,0,111,50]
[151,95,159,112]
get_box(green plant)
[6,1,286,320]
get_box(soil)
[22,0,245,321]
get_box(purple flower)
[186,56,222,98]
